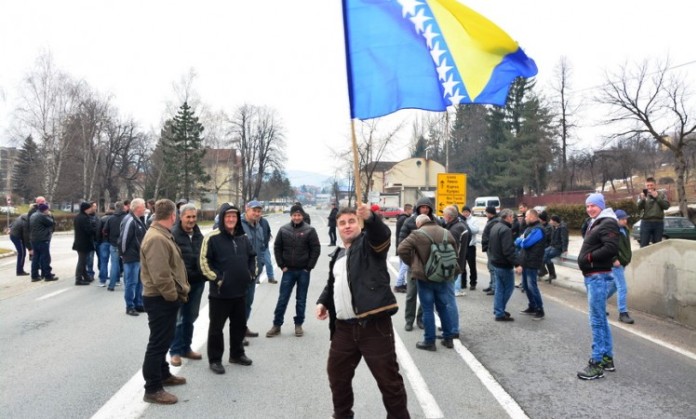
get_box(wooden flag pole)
[350,119,362,206]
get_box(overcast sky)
[1,0,693,177]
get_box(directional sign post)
[435,173,466,216]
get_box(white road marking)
[387,261,528,419]
[91,302,211,419]
[393,328,444,418]
[544,293,696,362]
[35,288,71,301]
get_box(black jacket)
[9,214,28,242]
[274,220,321,270]
[398,197,438,244]
[316,213,398,339]
[172,222,205,283]
[328,207,338,228]
[550,222,569,252]
[29,211,54,243]
[73,211,96,252]
[488,220,516,269]
[119,213,146,263]
[578,212,619,275]
[105,209,128,246]
[201,203,256,299]
[481,216,499,253]
[444,217,470,272]
[515,222,545,269]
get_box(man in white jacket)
[460,206,480,290]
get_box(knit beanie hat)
[290,204,303,215]
[585,193,606,210]
[38,203,49,212]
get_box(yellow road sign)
[436,173,466,216]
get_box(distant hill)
[286,170,334,187]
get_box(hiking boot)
[441,338,454,349]
[266,325,281,337]
[520,307,536,314]
[600,355,616,372]
[229,354,253,366]
[170,355,182,367]
[162,375,186,386]
[209,362,225,374]
[295,324,304,337]
[143,389,178,404]
[416,341,436,351]
[577,360,605,380]
[532,310,545,321]
[619,312,635,324]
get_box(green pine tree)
[160,102,210,201]
[11,135,44,203]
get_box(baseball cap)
[614,209,629,219]
[246,200,263,209]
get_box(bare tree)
[551,57,580,191]
[15,52,85,202]
[229,104,286,203]
[598,59,696,215]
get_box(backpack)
[415,229,459,282]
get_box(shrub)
[546,200,639,230]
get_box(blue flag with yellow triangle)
[343,0,538,120]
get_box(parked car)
[377,207,403,219]
[471,196,501,216]
[631,216,696,242]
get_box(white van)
[471,196,501,216]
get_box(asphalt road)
[1,210,695,418]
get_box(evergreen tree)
[11,135,43,203]
[160,102,210,201]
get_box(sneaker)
[162,375,186,386]
[441,338,454,349]
[107,287,115,291]
[455,290,467,297]
[126,308,139,316]
[98,282,107,287]
[209,362,225,374]
[520,307,536,314]
[495,316,514,322]
[115,281,122,286]
[75,279,90,286]
[229,355,253,366]
[268,278,278,284]
[600,355,616,372]
[482,287,491,292]
[486,290,495,296]
[532,310,545,321]
[143,389,178,404]
[295,325,304,337]
[619,312,635,324]
[266,325,281,337]
[416,341,436,351]
[577,360,605,380]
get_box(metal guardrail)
[551,254,579,270]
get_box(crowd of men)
[7,180,665,414]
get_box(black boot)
[538,265,548,277]
[547,263,557,282]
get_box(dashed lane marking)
[35,288,71,301]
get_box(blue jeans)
[123,261,143,310]
[487,259,497,291]
[396,260,408,287]
[86,250,95,277]
[607,266,628,313]
[543,247,561,265]
[263,248,275,280]
[170,280,206,356]
[453,274,462,293]
[273,269,310,326]
[98,242,111,282]
[109,245,121,288]
[522,268,543,310]
[416,279,453,343]
[493,266,514,318]
[584,272,614,362]
[30,240,53,279]
[10,235,26,274]
[445,280,460,336]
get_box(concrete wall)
[626,239,696,328]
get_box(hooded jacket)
[29,210,54,243]
[397,219,460,281]
[200,203,256,299]
[578,208,619,275]
[398,197,438,244]
[550,222,569,252]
